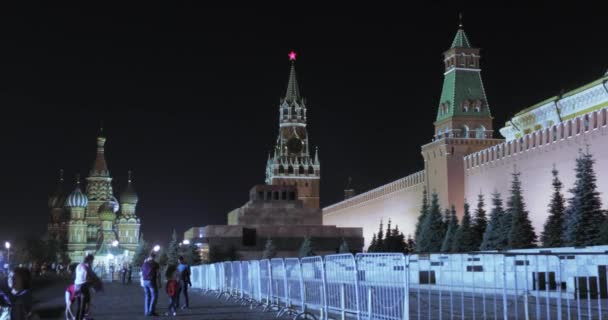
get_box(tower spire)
[285,51,301,103]
[90,129,110,177]
[458,12,463,28]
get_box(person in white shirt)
[74,254,100,320]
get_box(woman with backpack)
[164,266,179,317]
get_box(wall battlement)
[465,107,608,171]
[323,170,426,215]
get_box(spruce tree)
[384,219,393,252]
[452,202,476,252]
[298,236,315,257]
[262,238,277,259]
[441,206,459,252]
[541,167,567,247]
[376,220,385,252]
[417,192,444,252]
[480,192,506,250]
[472,193,488,250]
[368,234,377,252]
[564,151,605,246]
[339,238,350,253]
[166,229,181,266]
[132,238,150,267]
[391,225,406,253]
[414,188,429,244]
[405,235,415,253]
[507,170,537,249]
[180,243,202,265]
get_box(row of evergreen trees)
[369,150,605,253]
[261,236,351,260]
[367,219,415,253]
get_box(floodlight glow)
[153,245,160,252]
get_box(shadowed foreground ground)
[33,280,285,320]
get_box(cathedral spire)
[90,130,110,177]
[284,51,301,103]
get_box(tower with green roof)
[434,21,493,139]
[422,20,502,218]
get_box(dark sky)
[0,5,605,245]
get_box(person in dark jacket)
[176,256,192,309]
[141,253,160,316]
[0,267,33,320]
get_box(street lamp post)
[4,242,10,270]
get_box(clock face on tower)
[286,137,303,154]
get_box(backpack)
[166,280,178,296]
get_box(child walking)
[164,265,179,316]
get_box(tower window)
[308,166,314,174]
[299,166,305,174]
[288,166,294,174]
[279,166,285,174]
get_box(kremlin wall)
[323,24,608,249]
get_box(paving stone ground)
[33,280,287,320]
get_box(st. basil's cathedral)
[47,131,142,265]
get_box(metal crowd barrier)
[189,251,608,320]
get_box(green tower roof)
[450,28,471,49]
[436,27,490,123]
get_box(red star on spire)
[288,51,297,61]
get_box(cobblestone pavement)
[83,283,284,320]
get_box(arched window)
[288,166,294,174]
[279,166,285,174]
[475,125,485,139]
[308,166,314,174]
[299,166,305,174]
[461,125,470,138]
[462,100,470,112]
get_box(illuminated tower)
[116,170,141,252]
[265,51,321,209]
[422,18,499,216]
[65,175,89,262]
[85,128,119,241]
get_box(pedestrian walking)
[176,256,191,310]
[127,264,133,284]
[121,265,127,285]
[141,253,160,317]
[74,254,102,320]
[164,266,179,317]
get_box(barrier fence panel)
[230,261,241,299]
[270,258,288,313]
[300,256,327,320]
[355,253,408,320]
[190,265,201,289]
[283,258,304,317]
[324,254,360,320]
[249,260,262,304]
[240,261,251,302]
[259,259,273,309]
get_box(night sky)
[1,5,606,245]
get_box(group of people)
[66,252,192,319]
[141,253,192,317]
[0,267,33,320]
